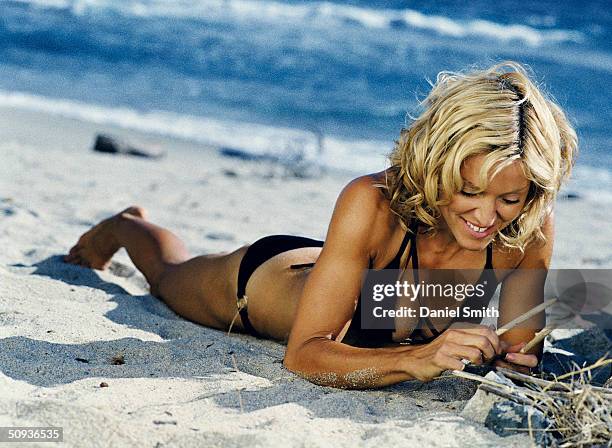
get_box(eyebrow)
[463,180,530,195]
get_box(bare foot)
[64,206,147,270]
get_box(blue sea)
[1,0,610,190]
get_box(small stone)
[111,354,125,365]
[152,420,177,426]
[205,232,234,241]
[100,382,109,388]
[92,134,165,159]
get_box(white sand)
[1,105,609,447]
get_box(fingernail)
[505,353,515,361]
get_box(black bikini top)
[343,219,497,348]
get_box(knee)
[150,263,175,299]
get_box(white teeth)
[465,220,487,233]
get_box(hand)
[401,324,503,382]
[494,342,539,374]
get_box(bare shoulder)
[517,209,555,269]
[335,173,392,229]
[331,172,397,246]
[495,210,555,270]
[338,172,389,209]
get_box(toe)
[68,245,81,255]
[123,206,147,220]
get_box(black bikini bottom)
[236,235,324,337]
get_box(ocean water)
[0,0,610,190]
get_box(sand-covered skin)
[1,106,608,447]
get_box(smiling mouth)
[461,217,495,238]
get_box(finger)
[505,352,539,368]
[436,353,466,372]
[505,342,527,353]
[445,342,483,365]
[452,325,501,355]
[493,359,531,375]
[499,340,511,352]
[447,331,496,360]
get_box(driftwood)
[497,367,612,395]
[479,384,537,407]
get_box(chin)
[456,235,492,251]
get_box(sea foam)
[11,0,584,46]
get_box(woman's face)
[438,154,531,251]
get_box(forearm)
[283,337,418,389]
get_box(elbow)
[283,336,325,374]
[282,349,297,371]
[283,342,304,373]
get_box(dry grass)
[454,356,612,447]
[528,356,612,447]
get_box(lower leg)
[114,214,191,292]
[65,206,190,293]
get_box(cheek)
[501,205,525,222]
[446,197,473,213]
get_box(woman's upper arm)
[285,177,381,354]
[498,210,555,347]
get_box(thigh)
[156,246,248,329]
[156,243,322,340]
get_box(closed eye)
[462,190,520,205]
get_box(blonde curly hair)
[379,61,577,258]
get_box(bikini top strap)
[408,218,492,270]
[397,229,411,259]
[485,243,494,270]
[408,218,419,270]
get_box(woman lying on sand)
[65,62,576,389]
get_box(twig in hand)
[496,298,558,336]
[520,325,556,354]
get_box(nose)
[473,198,497,227]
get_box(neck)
[426,228,461,255]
